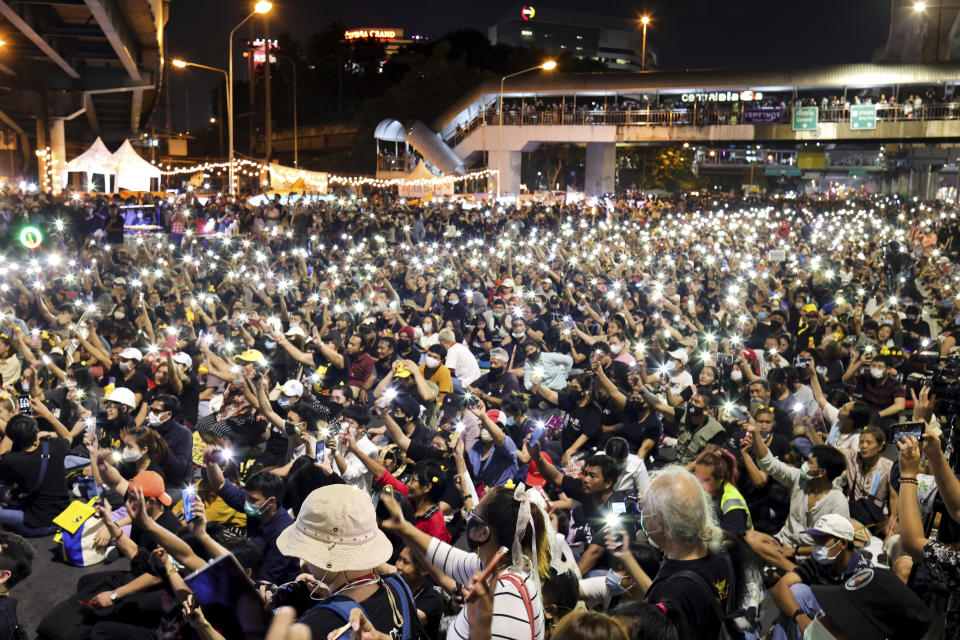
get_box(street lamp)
[496,60,556,199]
[227,1,272,195]
[913,1,942,61]
[639,16,651,71]
[171,59,230,174]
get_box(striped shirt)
[426,538,544,640]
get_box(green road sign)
[764,167,803,176]
[850,104,877,131]
[792,106,818,131]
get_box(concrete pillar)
[585,142,616,196]
[50,118,65,195]
[490,149,522,196]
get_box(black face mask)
[398,339,411,350]
[569,389,585,402]
[489,365,504,376]
[687,405,705,420]
[465,512,488,551]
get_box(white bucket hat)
[276,484,393,573]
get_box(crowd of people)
[0,187,959,640]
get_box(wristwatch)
[110,590,119,603]
[792,608,804,622]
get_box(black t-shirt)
[130,506,184,551]
[0,437,70,528]
[0,596,20,640]
[298,580,415,639]
[793,550,870,585]
[312,348,351,389]
[622,402,663,456]
[646,553,735,640]
[556,391,603,450]
[145,377,200,427]
[473,370,520,401]
[106,367,149,399]
[42,388,81,443]
[414,583,445,640]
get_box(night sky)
[164,0,891,133]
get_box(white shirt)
[445,342,482,385]
[613,454,651,498]
[668,369,694,397]
[334,435,379,493]
[427,538,545,640]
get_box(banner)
[743,107,784,125]
[398,180,454,198]
[269,164,328,193]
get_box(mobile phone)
[892,421,924,444]
[18,396,32,415]
[565,317,575,329]
[183,553,259,611]
[183,485,197,522]
[315,440,325,464]
[680,386,694,402]
[726,405,750,422]
[529,424,546,445]
[794,357,811,368]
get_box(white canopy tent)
[112,139,161,192]
[61,137,116,192]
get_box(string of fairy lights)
[35,147,57,194]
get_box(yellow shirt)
[421,363,454,394]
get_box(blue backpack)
[308,573,422,640]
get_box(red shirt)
[349,352,376,388]
[375,469,451,543]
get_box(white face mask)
[730,368,743,382]
[122,447,143,463]
[425,356,441,369]
[870,367,885,379]
[147,411,165,427]
[610,343,623,354]
[422,323,433,333]
[118,361,132,373]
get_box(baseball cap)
[234,349,265,364]
[501,278,515,289]
[486,409,507,426]
[285,325,307,339]
[281,379,304,397]
[667,348,689,365]
[171,352,193,369]
[802,513,855,541]
[802,303,819,313]
[128,470,172,507]
[394,362,412,378]
[526,452,552,488]
[811,568,932,640]
[276,485,393,572]
[119,347,143,362]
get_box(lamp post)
[172,58,229,182]
[640,16,651,71]
[277,54,298,168]
[497,60,556,199]
[913,1,942,61]
[227,1,272,195]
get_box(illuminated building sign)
[344,28,401,40]
[521,5,536,20]
[680,90,764,103]
[250,39,277,65]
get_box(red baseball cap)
[526,452,552,488]
[129,470,172,507]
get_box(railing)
[445,102,960,147]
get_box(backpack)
[650,552,755,640]
[307,573,425,640]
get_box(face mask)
[147,411,165,427]
[114,312,125,320]
[730,368,743,382]
[465,512,487,551]
[264,340,276,350]
[425,356,441,369]
[757,312,767,320]
[512,331,525,339]
[604,569,628,595]
[278,396,292,408]
[492,311,503,318]
[243,498,270,518]
[423,323,433,333]
[687,404,704,419]
[398,339,411,349]
[881,319,893,326]
[802,617,839,640]
[65,379,77,389]
[122,447,143,463]
[489,365,503,376]
[505,417,516,426]
[118,361,132,373]
[610,343,623,354]
[640,512,660,549]
[447,298,459,306]
[811,539,842,565]
[677,322,687,331]
[870,367,885,379]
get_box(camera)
[266,579,316,612]
[717,353,734,366]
